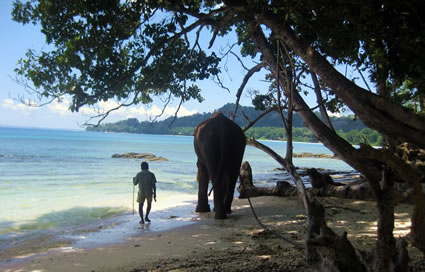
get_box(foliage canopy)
[12,0,425,115]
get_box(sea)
[0,126,353,261]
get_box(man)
[133,162,157,224]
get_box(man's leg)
[145,197,152,222]
[139,198,145,224]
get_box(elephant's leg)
[213,175,227,219]
[196,160,211,213]
[224,170,238,215]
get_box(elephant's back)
[194,112,245,148]
[194,112,246,174]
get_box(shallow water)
[0,126,353,250]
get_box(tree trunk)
[245,138,368,271]
[311,72,335,132]
[306,199,368,272]
[374,168,397,271]
[285,68,294,163]
[248,23,411,271]
[285,107,294,162]
[249,24,381,186]
[240,147,410,271]
[355,144,425,255]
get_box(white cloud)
[98,100,127,114]
[78,100,198,121]
[47,98,72,116]
[175,106,198,117]
[126,104,198,120]
[46,97,125,117]
[79,106,98,116]
[327,110,342,118]
[2,95,198,123]
[0,98,38,114]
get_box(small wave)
[0,154,42,161]
[0,206,126,235]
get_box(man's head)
[141,162,149,170]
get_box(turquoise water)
[0,126,352,238]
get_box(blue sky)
[0,2,320,130]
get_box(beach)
[2,195,422,272]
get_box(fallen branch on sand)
[238,161,423,204]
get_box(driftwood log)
[238,161,298,197]
[238,162,422,204]
[238,161,374,200]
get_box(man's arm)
[152,174,157,201]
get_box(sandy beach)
[2,195,422,272]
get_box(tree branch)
[242,106,278,132]
[233,62,265,119]
[311,72,335,131]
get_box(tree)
[12,1,425,271]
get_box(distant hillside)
[86,104,384,146]
[87,103,364,132]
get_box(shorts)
[137,193,152,203]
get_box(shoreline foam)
[0,194,200,266]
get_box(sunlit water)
[0,126,352,245]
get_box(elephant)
[193,112,246,219]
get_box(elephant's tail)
[208,185,214,196]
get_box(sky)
[0,2,318,130]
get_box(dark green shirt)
[133,169,157,197]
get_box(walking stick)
[132,178,135,215]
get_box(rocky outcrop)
[111,152,168,161]
[293,152,339,159]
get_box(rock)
[111,152,168,161]
[293,152,339,159]
[307,168,337,188]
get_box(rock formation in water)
[111,152,168,161]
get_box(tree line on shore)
[86,104,383,146]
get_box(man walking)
[133,162,157,224]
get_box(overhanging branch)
[233,62,265,119]
[259,10,425,147]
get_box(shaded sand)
[2,196,423,272]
